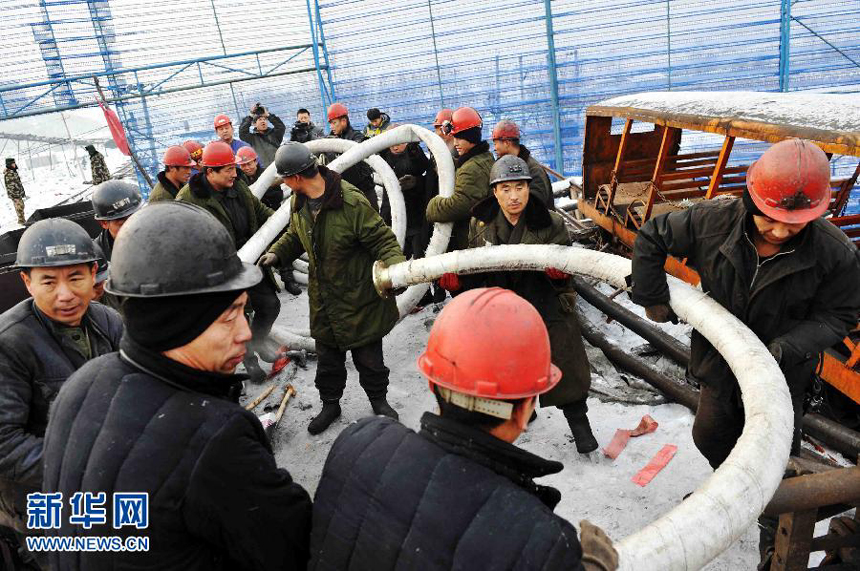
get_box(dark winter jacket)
[632,198,860,398]
[148,170,183,202]
[380,143,430,231]
[290,121,325,144]
[268,166,405,350]
[323,124,379,211]
[466,196,591,407]
[0,300,122,531]
[519,145,554,211]
[95,228,114,262]
[239,113,287,167]
[362,112,390,138]
[4,167,25,199]
[43,335,312,570]
[309,414,585,571]
[426,141,494,250]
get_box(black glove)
[645,303,678,324]
[398,175,418,190]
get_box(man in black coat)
[91,180,144,262]
[323,102,379,211]
[380,129,430,258]
[308,288,618,571]
[42,202,312,570]
[239,103,286,167]
[290,108,325,143]
[632,139,860,468]
[0,218,122,567]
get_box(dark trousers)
[247,279,280,339]
[692,385,805,470]
[315,339,389,402]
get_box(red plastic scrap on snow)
[603,414,659,459]
[632,444,678,487]
[267,345,292,378]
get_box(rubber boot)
[243,354,266,384]
[308,401,342,435]
[370,397,399,421]
[562,402,598,454]
[280,269,302,296]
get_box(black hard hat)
[489,155,532,186]
[92,241,109,283]
[105,201,262,297]
[275,142,316,178]
[91,180,144,221]
[15,218,99,268]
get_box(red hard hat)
[213,114,232,129]
[327,102,349,122]
[236,146,258,165]
[182,140,203,160]
[450,107,483,135]
[433,108,454,127]
[199,141,237,168]
[747,139,831,224]
[418,288,561,404]
[163,145,196,167]
[492,119,520,140]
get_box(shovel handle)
[274,384,296,425]
[245,384,276,411]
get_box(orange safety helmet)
[449,106,483,135]
[327,102,349,122]
[418,288,561,417]
[746,139,831,224]
[433,108,454,127]
[213,114,232,129]
[235,146,258,165]
[491,119,520,141]
[162,145,196,167]
[199,141,237,168]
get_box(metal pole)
[305,0,330,113]
[543,0,564,173]
[666,0,672,90]
[314,0,336,101]
[779,0,791,92]
[209,0,241,117]
[427,0,445,108]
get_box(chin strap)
[437,386,513,420]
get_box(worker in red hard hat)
[182,140,204,170]
[320,102,379,211]
[492,119,554,210]
[632,138,860,472]
[175,141,282,382]
[437,155,597,452]
[306,288,619,570]
[213,113,252,156]
[425,106,495,254]
[149,145,197,202]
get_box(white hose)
[292,271,308,285]
[269,325,315,352]
[293,258,309,273]
[373,244,794,571]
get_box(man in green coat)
[258,142,406,435]
[425,106,494,252]
[175,141,280,382]
[149,145,196,202]
[437,155,598,453]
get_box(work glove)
[645,303,678,324]
[545,267,570,280]
[398,175,418,190]
[257,252,279,268]
[438,273,461,292]
[579,520,619,571]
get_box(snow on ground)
[246,284,760,570]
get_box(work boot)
[562,403,598,454]
[370,397,399,421]
[243,355,266,384]
[308,401,341,435]
[280,269,302,296]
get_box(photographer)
[239,103,286,167]
[290,108,324,144]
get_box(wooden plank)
[772,509,818,571]
[661,164,746,182]
[706,136,736,199]
[642,126,675,220]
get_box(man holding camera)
[290,108,325,144]
[239,103,286,168]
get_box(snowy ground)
[243,282,763,570]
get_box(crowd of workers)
[0,97,857,571]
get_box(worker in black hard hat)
[0,218,123,568]
[42,202,312,570]
[91,180,144,261]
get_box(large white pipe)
[373,244,794,571]
[293,258,309,273]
